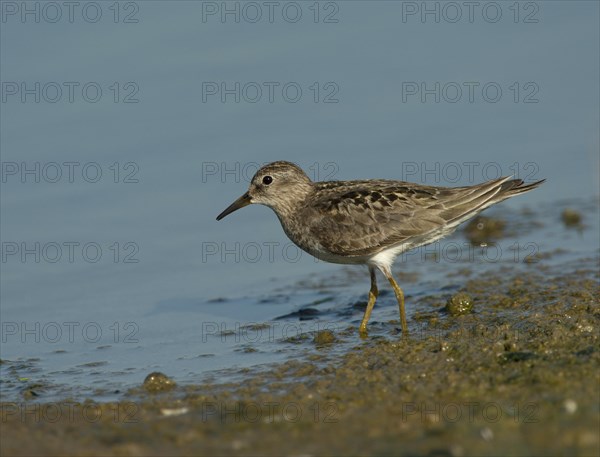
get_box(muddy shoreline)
[2,260,599,456]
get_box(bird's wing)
[304,178,516,257]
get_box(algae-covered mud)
[1,199,599,456]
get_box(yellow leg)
[381,267,408,334]
[359,267,378,335]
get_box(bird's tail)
[496,178,546,199]
[440,177,545,228]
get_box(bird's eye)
[262,176,273,185]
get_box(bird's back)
[285,177,544,261]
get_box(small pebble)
[562,399,577,414]
[143,372,176,392]
[480,427,494,441]
[160,407,189,417]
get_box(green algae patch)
[561,208,582,227]
[445,292,474,316]
[313,329,336,345]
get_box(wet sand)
[2,258,598,456]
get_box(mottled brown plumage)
[217,161,545,335]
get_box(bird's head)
[216,161,313,221]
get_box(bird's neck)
[269,182,314,221]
